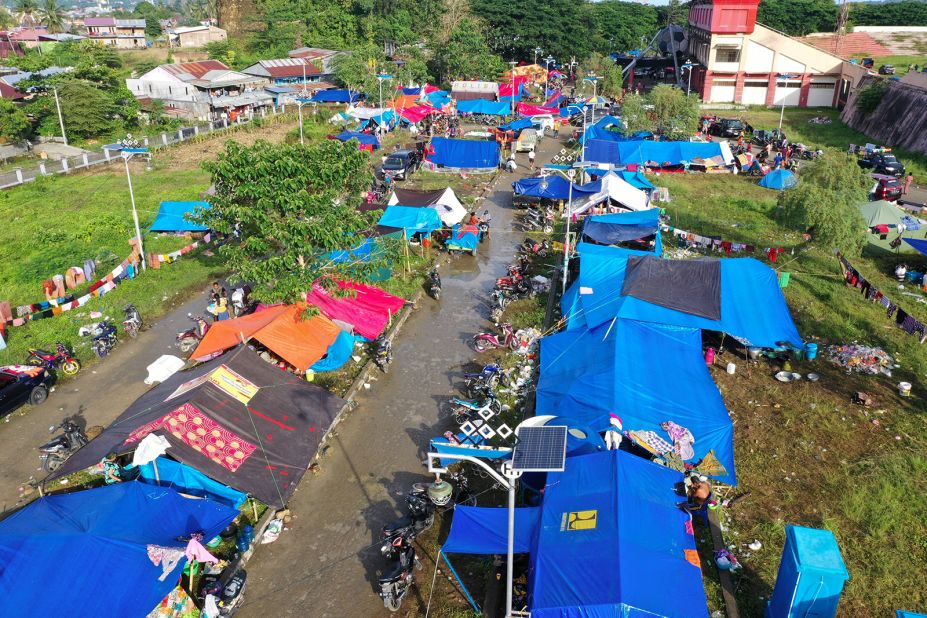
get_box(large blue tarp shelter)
[532,450,707,617]
[138,457,247,508]
[442,506,540,554]
[499,118,533,132]
[378,205,443,234]
[578,115,625,145]
[615,170,655,190]
[334,130,380,149]
[311,330,360,372]
[512,175,599,200]
[428,137,500,170]
[537,320,737,484]
[150,201,210,232]
[581,209,663,255]
[425,90,451,109]
[456,99,511,116]
[903,237,927,257]
[759,168,798,190]
[0,482,237,617]
[563,253,802,348]
[310,89,361,103]
[586,139,727,167]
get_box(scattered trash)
[852,391,874,407]
[807,373,819,382]
[261,519,283,544]
[898,381,912,397]
[748,540,762,551]
[826,344,894,376]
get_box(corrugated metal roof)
[161,60,230,81]
[259,58,321,78]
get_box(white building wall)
[744,40,774,73]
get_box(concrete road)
[0,286,220,512]
[237,138,563,617]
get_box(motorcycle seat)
[382,516,413,537]
[378,561,406,584]
[32,349,54,357]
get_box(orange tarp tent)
[392,94,421,110]
[191,304,341,371]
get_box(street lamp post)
[508,60,517,117]
[544,163,590,293]
[534,46,542,66]
[778,73,797,131]
[544,55,555,97]
[376,73,393,137]
[681,63,694,96]
[53,86,67,145]
[120,148,151,271]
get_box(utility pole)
[508,60,517,117]
[53,87,67,145]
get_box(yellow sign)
[208,365,259,405]
[564,510,598,531]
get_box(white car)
[530,114,556,134]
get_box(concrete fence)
[0,105,291,191]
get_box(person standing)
[528,148,536,170]
[904,174,914,195]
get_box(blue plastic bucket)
[805,343,818,360]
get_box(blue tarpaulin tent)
[456,99,511,116]
[499,118,533,132]
[378,205,443,234]
[442,506,540,554]
[615,170,655,190]
[586,139,729,167]
[311,330,360,372]
[759,168,799,190]
[0,482,237,617]
[138,457,247,508]
[334,130,380,150]
[447,223,480,251]
[512,175,599,200]
[578,115,624,144]
[903,237,927,257]
[537,319,737,484]
[150,201,210,232]
[559,104,584,117]
[425,90,451,109]
[564,253,802,348]
[531,450,707,617]
[428,137,500,170]
[581,209,663,255]
[310,89,361,103]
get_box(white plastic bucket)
[726,363,736,375]
[898,382,912,397]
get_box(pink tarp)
[303,280,406,340]
[517,103,559,116]
[423,83,441,94]
[398,105,440,124]
[499,77,528,97]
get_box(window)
[744,80,768,88]
[810,82,835,89]
[712,79,736,87]
[715,47,741,63]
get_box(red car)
[871,174,903,202]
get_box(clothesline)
[838,252,927,343]
[3,233,216,330]
[662,224,787,262]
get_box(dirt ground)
[160,116,301,171]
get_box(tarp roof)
[303,279,406,341]
[48,353,345,507]
[759,168,798,190]
[565,253,802,348]
[442,506,540,554]
[614,169,655,190]
[191,304,341,370]
[456,99,510,115]
[859,200,904,227]
[903,237,927,257]
[499,118,533,132]
[569,172,650,213]
[581,209,663,255]
[517,102,558,116]
[578,115,625,145]
[388,187,467,225]
[537,320,736,484]
[138,456,247,508]
[0,482,237,617]
[150,201,210,232]
[586,139,734,167]
[334,130,380,149]
[530,450,708,617]
[512,175,599,200]
[428,137,500,170]
[310,89,361,103]
[378,204,443,233]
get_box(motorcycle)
[82,320,118,358]
[463,363,504,397]
[177,314,211,354]
[521,208,554,233]
[519,238,550,258]
[26,342,81,377]
[412,470,476,507]
[477,220,490,242]
[449,392,502,424]
[122,304,142,338]
[230,286,254,318]
[377,536,420,612]
[472,323,517,353]
[427,267,441,301]
[38,419,89,472]
[199,568,248,616]
[373,336,393,373]
[381,491,436,557]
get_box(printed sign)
[561,509,598,531]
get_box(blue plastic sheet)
[530,450,708,618]
[578,115,625,145]
[138,457,247,508]
[378,205,443,234]
[334,130,380,149]
[537,319,737,484]
[586,139,726,166]
[442,506,540,554]
[447,224,480,251]
[311,330,358,372]
[904,237,927,257]
[150,201,210,232]
[429,137,500,169]
[512,175,598,200]
[0,482,237,618]
[499,118,533,131]
[456,99,511,115]
[581,209,662,255]
[759,168,798,190]
[310,89,361,103]
[425,90,451,109]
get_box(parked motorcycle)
[377,536,420,612]
[176,314,210,353]
[519,238,550,258]
[199,568,248,616]
[427,267,441,301]
[82,320,118,359]
[449,392,503,425]
[38,419,89,472]
[230,286,254,318]
[411,470,476,507]
[373,336,393,373]
[380,491,436,556]
[472,323,517,353]
[463,363,504,397]
[26,342,81,377]
[122,304,142,338]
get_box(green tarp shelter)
[859,201,904,228]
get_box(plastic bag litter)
[826,343,894,376]
[261,519,284,544]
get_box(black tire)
[94,344,108,359]
[61,360,81,376]
[29,386,48,406]
[127,325,138,339]
[385,596,402,612]
[472,339,487,353]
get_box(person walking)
[528,148,536,170]
[904,174,914,195]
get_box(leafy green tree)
[430,17,503,82]
[39,0,64,32]
[756,0,837,36]
[14,0,38,27]
[56,80,117,138]
[0,6,17,30]
[619,92,648,133]
[77,40,123,69]
[648,84,699,139]
[0,98,31,141]
[332,45,385,99]
[777,155,869,256]
[601,63,623,99]
[850,0,927,26]
[586,1,659,56]
[198,140,390,303]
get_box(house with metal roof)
[126,60,273,121]
[84,17,147,49]
[286,47,344,80]
[241,57,328,88]
[169,25,227,48]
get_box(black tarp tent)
[49,350,345,508]
[621,255,722,320]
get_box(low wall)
[841,75,927,156]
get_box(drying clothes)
[900,314,917,334]
[147,545,186,582]
[627,430,674,456]
[185,538,219,564]
[860,281,871,297]
[94,281,116,297]
[88,280,104,294]
[895,308,908,326]
[662,421,696,461]
[83,259,96,281]
[887,303,898,319]
[65,267,86,290]
[879,296,891,309]
[766,247,784,263]
[52,274,65,298]
[16,305,32,317]
[911,320,926,338]
[721,241,732,257]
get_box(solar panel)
[512,426,567,472]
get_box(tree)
[332,46,384,99]
[601,63,623,99]
[39,0,64,33]
[198,140,392,303]
[430,17,503,82]
[777,155,869,256]
[14,0,38,27]
[586,1,659,56]
[755,0,837,36]
[619,92,648,133]
[648,84,699,139]
[0,98,30,141]
[0,7,16,30]
[56,80,117,138]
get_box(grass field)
[656,167,927,616]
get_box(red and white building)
[688,0,868,108]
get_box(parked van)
[515,128,539,152]
[531,115,556,134]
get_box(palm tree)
[0,8,16,30]
[13,0,38,28]
[39,0,65,33]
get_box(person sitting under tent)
[679,474,712,513]
[102,452,138,484]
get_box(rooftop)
[159,60,231,81]
[244,58,322,78]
